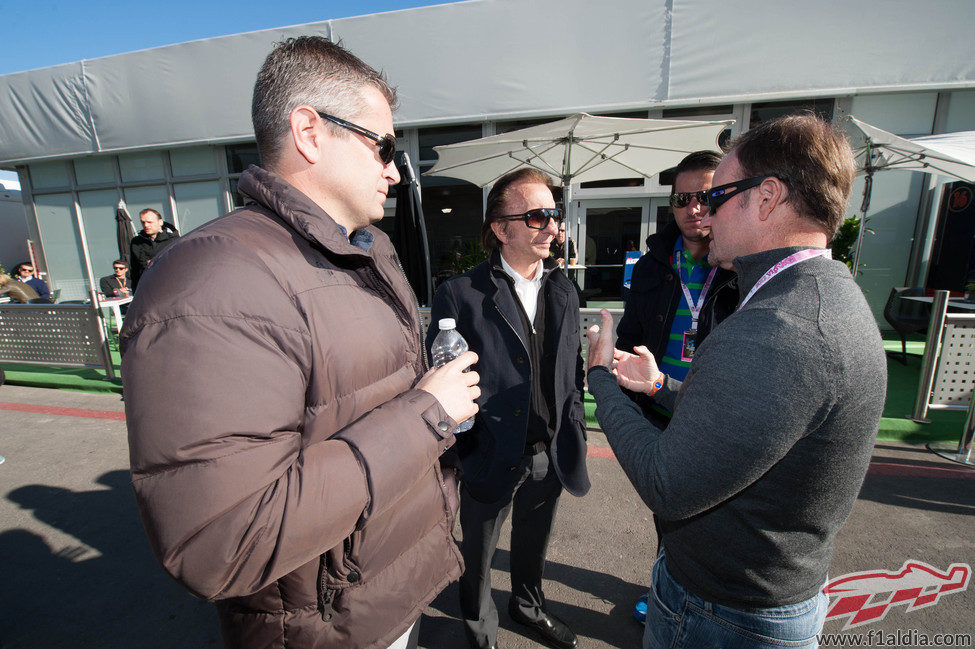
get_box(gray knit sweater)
[589,246,886,608]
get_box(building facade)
[1,0,974,318]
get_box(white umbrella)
[844,117,975,274]
[425,113,732,193]
[425,112,731,266]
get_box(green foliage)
[447,238,490,276]
[831,215,875,272]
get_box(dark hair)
[252,36,398,170]
[729,114,855,236]
[13,262,32,274]
[113,259,128,268]
[481,168,556,250]
[139,208,162,220]
[673,150,722,184]
[670,150,722,204]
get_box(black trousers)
[458,449,563,648]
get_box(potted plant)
[965,282,975,302]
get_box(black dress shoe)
[508,604,577,649]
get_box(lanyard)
[671,250,717,328]
[738,248,831,311]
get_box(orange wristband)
[648,372,666,396]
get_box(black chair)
[883,287,930,364]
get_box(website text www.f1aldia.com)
[819,628,973,647]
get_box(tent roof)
[1,0,974,166]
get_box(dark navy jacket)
[616,220,738,362]
[428,251,590,503]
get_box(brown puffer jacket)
[121,165,463,649]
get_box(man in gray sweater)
[586,114,886,649]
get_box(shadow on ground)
[421,548,646,648]
[0,470,217,648]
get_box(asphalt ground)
[0,384,972,649]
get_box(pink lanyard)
[672,251,718,328]
[737,248,832,311]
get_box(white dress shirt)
[499,253,543,324]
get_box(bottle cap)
[438,318,456,330]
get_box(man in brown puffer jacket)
[121,37,480,649]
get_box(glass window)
[79,189,124,280]
[226,143,260,174]
[229,178,245,208]
[74,156,117,185]
[171,146,218,177]
[662,105,734,118]
[749,99,834,129]
[583,206,642,301]
[118,152,165,183]
[580,178,645,190]
[420,183,485,289]
[495,117,556,136]
[29,161,71,190]
[123,185,172,230]
[174,181,224,233]
[418,125,482,163]
[591,110,650,119]
[946,90,975,133]
[33,193,90,298]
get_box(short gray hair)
[251,36,398,170]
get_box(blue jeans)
[643,552,828,649]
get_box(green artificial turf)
[1,346,123,394]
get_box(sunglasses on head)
[705,176,772,213]
[317,111,396,165]
[669,190,709,209]
[499,208,565,230]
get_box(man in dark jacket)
[122,37,479,649]
[99,259,131,298]
[13,262,51,301]
[429,168,588,649]
[588,115,886,649]
[0,273,40,303]
[129,208,178,290]
[616,151,737,429]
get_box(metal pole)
[927,390,975,467]
[910,290,949,422]
[90,289,117,380]
[851,171,872,277]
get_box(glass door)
[575,198,651,305]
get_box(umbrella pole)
[851,171,873,277]
[564,181,574,269]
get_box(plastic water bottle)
[430,318,474,433]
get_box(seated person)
[100,260,132,298]
[12,262,51,301]
[0,273,40,303]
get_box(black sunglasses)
[705,176,771,213]
[113,266,127,270]
[669,190,709,209]
[499,208,565,230]
[317,112,396,165]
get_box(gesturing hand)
[417,351,480,425]
[614,346,662,395]
[585,309,616,371]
